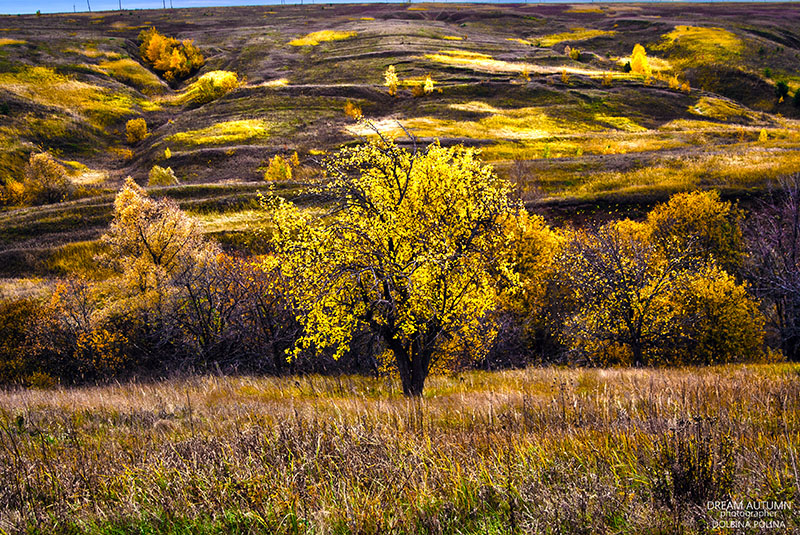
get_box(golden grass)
[689,96,760,122]
[0,278,49,300]
[536,28,616,47]
[0,38,25,46]
[441,35,463,41]
[0,66,138,127]
[192,209,272,233]
[0,365,797,533]
[98,58,164,94]
[166,119,271,147]
[565,6,605,14]
[424,49,608,77]
[654,25,744,65]
[289,30,357,46]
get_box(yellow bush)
[24,152,74,205]
[344,100,362,119]
[184,70,240,105]
[148,165,179,186]
[384,65,398,96]
[138,27,205,82]
[672,265,765,364]
[264,154,292,182]
[126,118,148,144]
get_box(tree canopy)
[266,135,522,395]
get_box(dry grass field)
[1,364,798,534]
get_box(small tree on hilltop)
[384,65,398,97]
[630,43,651,77]
[266,131,521,396]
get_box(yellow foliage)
[646,190,744,271]
[138,27,204,82]
[182,70,240,105]
[264,154,293,182]
[288,30,356,46]
[126,117,148,144]
[630,43,651,77]
[148,165,179,186]
[672,265,764,364]
[344,100,362,120]
[424,74,435,95]
[265,137,519,395]
[759,128,768,142]
[384,65,398,96]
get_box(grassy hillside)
[1,364,798,533]
[1,2,800,285]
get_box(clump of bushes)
[138,27,204,83]
[126,118,148,144]
[19,152,74,205]
[184,70,241,105]
[148,165,178,186]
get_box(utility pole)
[87,0,91,12]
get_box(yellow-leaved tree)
[630,43,651,77]
[265,132,520,395]
[384,65,399,96]
[102,177,204,295]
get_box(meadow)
[1,365,798,534]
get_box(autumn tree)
[102,178,205,299]
[138,27,204,83]
[557,221,697,366]
[23,151,73,205]
[630,43,651,77]
[746,174,800,360]
[384,65,398,96]
[647,190,744,273]
[266,133,520,395]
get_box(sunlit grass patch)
[262,78,289,87]
[65,44,121,59]
[441,35,463,41]
[0,278,50,300]
[424,50,530,74]
[565,6,605,14]
[192,209,273,234]
[506,37,533,46]
[47,240,110,279]
[654,25,744,64]
[593,114,647,133]
[289,30,357,46]
[0,66,134,127]
[568,146,800,200]
[0,38,25,46]
[425,49,607,77]
[688,96,760,122]
[166,119,271,147]
[179,70,241,105]
[536,28,616,47]
[98,58,164,94]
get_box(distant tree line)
[0,136,797,395]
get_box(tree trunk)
[391,341,428,397]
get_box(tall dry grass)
[0,365,798,533]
